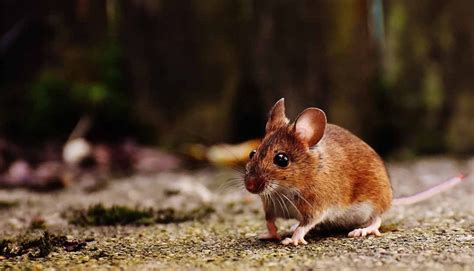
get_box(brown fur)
[245,101,392,229]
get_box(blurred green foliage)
[20,40,141,142]
[0,0,473,156]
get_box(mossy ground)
[0,200,18,210]
[67,204,214,226]
[0,157,473,270]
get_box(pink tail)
[393,174,468,206]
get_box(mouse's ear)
[293,108,327,147]
[266,98,289,133]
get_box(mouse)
[244,98,466,246]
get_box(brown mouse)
[244,98,466,245]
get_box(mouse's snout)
[245,176,265,194]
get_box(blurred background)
[1,0,473,189]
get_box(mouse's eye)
[273,153,289,168]
[249,150,256,159]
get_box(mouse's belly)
[318,202,374,229]
[263,198,374,229]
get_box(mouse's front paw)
[281,237,308,246]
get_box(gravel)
[0,157,473,270]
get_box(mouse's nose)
[245,176,265,194]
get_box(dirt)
[0,157,473,270]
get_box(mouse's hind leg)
[348,216,382,237]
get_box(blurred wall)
[0,0,473,157]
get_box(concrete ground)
[0,157,473,270]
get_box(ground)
[0,157,473,270]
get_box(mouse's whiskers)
[271,182,305,219]
[261,188,277,214]
[226,165,246,176]
[216,175,245,193]
[276,182,312,209]
[267,182,293,218]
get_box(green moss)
[0,200,18,209]
[0,232,71,259]
[69,204,215,226]
[70,204,155,226]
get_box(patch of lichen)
[0,232,67,259]
[68,204,215,226]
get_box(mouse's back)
[315,123,393,216]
